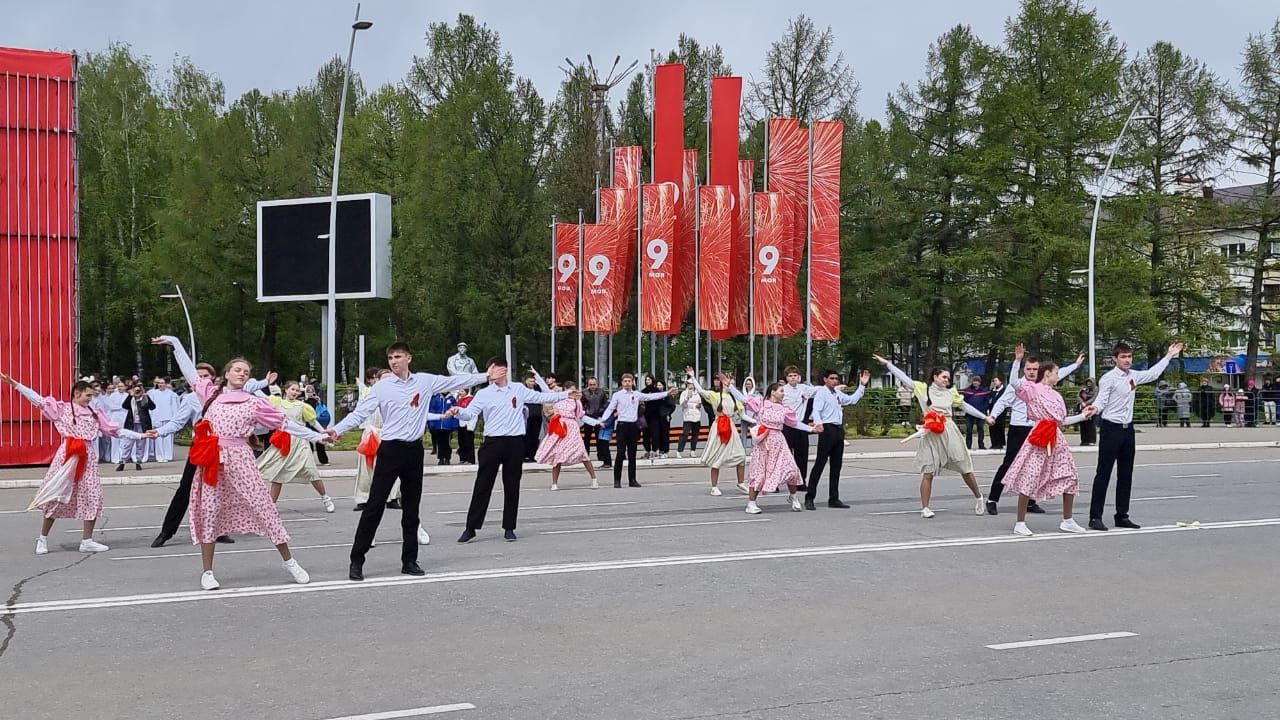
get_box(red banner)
[613,145,642,189]
[713,160,754,340]
[768,118,808,338]
[640,183,678,332]
[553,223,579,327]
[653,65,684,186]
[810,120,843,341]
[698,186,733,331]
[709,77,742,189]
[581,223,619,332]
[752,192,786,336]
[665,149,697,334]
[611,147,642,324]
[598,188,632,330]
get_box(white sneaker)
[736,483,750,495]
[1059,518,1087,534]
[974,495,987,516]
[283,558,310,584]
[921,507,935,519]
[710,487,723,497]
[321,495,335,513]
[78,539,109,553]
[417,526,431,545]
[788,494,803,512]
[590,479,600,489]
[550,483,559,491]
[35,536,48,555]
[1013,522,1033,537]
[200,571,220,591]
[745,502,762,514]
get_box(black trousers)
[466,435,525,531]
[314,442,329,464]
[990,414,1006,449]
[457,428,476,463]
[1091,420,1136,522]
[1079,416,1097,445]
[678,421,701,453]
[351,440,424,566]
[582,424,612,465]
[965,417,986,449]
[652,417,671,453]
[613,421,640,485]
[430,428,453,462]
[806,425,844,503]
[783,425,809,478]
[160,459,200,538]
[524,415,543,460]
[988,425,1030,503]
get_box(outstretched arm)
[960,401,988,420]
[151,336,200,389]
[872,355,914,389]
[1,373,45,407]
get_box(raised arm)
[530,368,551,392]
[687,376,714,401]
[152,335,200,389]
[329,386,381,437]
[516,384,570,405]
[875,357,914,390]
[0,374,67,420]
[425,371,491,397]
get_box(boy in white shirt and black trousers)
[601,373,672,488]
[1088,341,1183,531]
[456,358,572,543]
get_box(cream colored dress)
[692,380,746,469]
[885,362,985,476]
[256,397,321,484]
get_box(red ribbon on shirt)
[269,429,292,456]
[63,437,89,483]
[548,414,568,438]
[410,393,420,407]
[922,409,949,434]
[1027,418,1058,455]
[716,414,733,443]
[188,419,222,487]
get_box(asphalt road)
[0,447,1276,719]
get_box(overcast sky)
[10,0,1278,120]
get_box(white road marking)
[867,508,947,516]
[9,517,1279,617]
[321,703,476,719]
[65,518,326,533]
[110,539,406,561]
[986,631,1138,650]
[1171,474,1221,479]
[1131,495,1198,502]
[540,519,770,535]
[435,501,638,515]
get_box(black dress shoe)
[504,530,517,542]
[827,500,851,509]
[1027,502,1046,514]
[629,481,642,488]
[150,532,172,548]
[796,483,808,492]
[1088,519,1109,531]
[457,529,476,543]
[1114,518,1141,529]
[135,463,142,471]
[986,500,998,516]
[401,562,425,576]
[602,462,612,468]
[386,499,403,509]
[215,535,234,544]
[116,463,125,472]
[348,562,364,581]
[804,500,816,511]
[353,503,366,511]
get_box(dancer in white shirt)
[600,374,673,488]
[803,369,869,509]
[781,366,817,488]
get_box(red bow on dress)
[63,437,89,483]
[1027,418,1058,455]
[188,419,223,487]
[548,414,568,438]
[922,409,949,434]
[716,414,733,443]
[269,429,292,456]
[755,424,772,441]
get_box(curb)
[1,441,1275,490]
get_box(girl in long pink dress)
[728,382,815,513]
[1,373,153,555]
[153,335,325,591]
[534,380,600,490]
[1001,353,1095,536]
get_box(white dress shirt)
[781,382,816,414]
[809,384,866,426]
[455,382,567,436]
[332,370,489,440]
[603,389,671,423]
[1093,357,1171,425]
[990,360,1080,427]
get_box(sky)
[9,0,1277,121]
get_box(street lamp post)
[231,280,245,350]
[160,285,196,363]
[323,4,372,421]
[1087,103,1153,379]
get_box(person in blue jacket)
[959,376,992,450]
[428,392,459,465]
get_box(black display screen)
[260,198,373,297]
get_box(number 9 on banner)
[758,245,780,275]
[588,255,611,286]
[556,253,577,283]
[646,238,669,271]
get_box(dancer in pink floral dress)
[1,372,153,555]
[535,380,600,490]
[1001,345,1095,536]
[152,336,326,591]
[728,381,815,513]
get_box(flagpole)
[759,121,770,384]
[594,169,602,385]
[637,185,644,379]
[806,126,814,381]
[748,191,755,384]
[577,208,585,387]
[550,214,557,375]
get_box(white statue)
[447,342,478,375]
